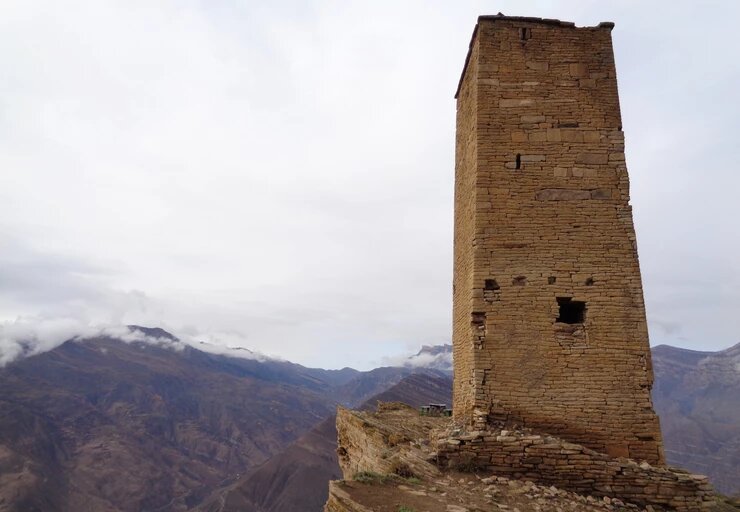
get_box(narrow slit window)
[556,297,586,324]
[515,153,521,170]
[519,27,532,41]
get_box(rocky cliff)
[195,373,452,512]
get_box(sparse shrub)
[390,461,415,478]
[353,471,401,485]
[354,471,383,484]
[398,506,415,512]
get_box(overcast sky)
[1,0,738,369]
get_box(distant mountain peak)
[404,343,452,372]
[416,344,452,356]
[126,325,179,342]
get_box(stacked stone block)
[452,15,664,464]
[435,425,715,511]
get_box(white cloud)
[380,344,453,371]
[403,350,453,370]
[0,316,280,367]
[0,317,173,366]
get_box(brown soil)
[337,471,644,512]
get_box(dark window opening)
[512,276,527,286]
[548,276,557,285]
[484,279,500,291]
[519,27,532,41]
[471,312,486,326]
[515,153,521,169]
[585,277,595,286]
[556,297,586,324]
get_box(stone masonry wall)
[436,425,715,511]
[452,23,479,426]
[452,15,664,464]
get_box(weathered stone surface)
[436,424,716,511]
[535,189,592,201]
[576,153,609,165]
[527,61,549,71]
[326,405,722,512]
[335,404,442,482]
[500,98,535,107]
[570,62,590,77]
[452,15,664,465]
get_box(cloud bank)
[0,318,178,366]
[0,316,278,367]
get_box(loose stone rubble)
[326,405,727,512]
[435,424,715,510]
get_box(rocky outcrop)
[335,403,441,481]
[325,481,374,512]
[327,404,733,512]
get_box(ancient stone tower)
[452,15,665,464]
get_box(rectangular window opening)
[484,279,500,291]
[556,297,586,324]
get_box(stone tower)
[452,15,664,464]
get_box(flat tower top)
[454,15,615,99]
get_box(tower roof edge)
[453,15,616,99]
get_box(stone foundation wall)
[436,426,714,511]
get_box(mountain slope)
[652,342,740,496]
[0,334,342,511]
[196,371,453,512]
[0,329,450,511]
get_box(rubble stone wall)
[452,15,664,464]
[436,426,714,511]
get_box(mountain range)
[0,327,737,511]
[0,327,447,511]
[652,342,740,496]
